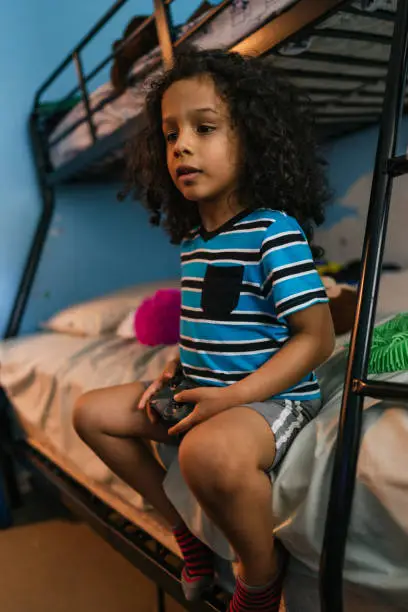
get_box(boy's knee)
[179,427,243,498]
[73,392,98,440]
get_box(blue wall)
[324,117,408,222]
[20,185,181,333]
[315,118,408,267]
[0,0,204,336]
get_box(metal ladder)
[320,0,408,610]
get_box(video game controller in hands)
[149,371,198,425]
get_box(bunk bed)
[1,1,408,611]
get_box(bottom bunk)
[0,271,408,611]
[13,438,228,612]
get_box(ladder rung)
[353,379,408,400]
[387,154,408,177]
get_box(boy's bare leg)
[73,382,181,527]
[179,407,279,586]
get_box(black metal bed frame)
[1,1,408,611]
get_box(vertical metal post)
[154,0,176,68]
[156,585,166,612]
[73,51,97,145]
[1,110,57,515]
[319,1,408,611]
[4,114,55,339]
[0,390,21,514]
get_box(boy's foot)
[181,567,214,601]
[228,575,284,612]
[173,522,214,601]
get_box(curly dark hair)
[124,48,330,251]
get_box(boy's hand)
[168,387,233,436]
[138,358,179,423]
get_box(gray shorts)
[143,380,321,472]
[243,397,321,470]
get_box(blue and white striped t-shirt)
[179,208,328,401]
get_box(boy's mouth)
[176,165,202,180]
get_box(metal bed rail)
[38,0,365,184]
[34,1,174,158]
[15,441,227,612]
[33,0,404,181]
[3,114,55,340]
[39,0,353,174]
[36,1,238,159]
[34,0,134,107]
[39,0,381,184]
[319,1,408,610]
[34,0,174,110]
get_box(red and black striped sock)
[229,576,283,612]
[173,523,214,581]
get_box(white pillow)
[116,309,137,339]
[43,279,180,336]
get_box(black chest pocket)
[201,265,244,317]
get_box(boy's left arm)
[169,302,334,435]
[222,301,335,406]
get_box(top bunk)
[34,0,400,186]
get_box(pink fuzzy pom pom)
[134,288,181,346]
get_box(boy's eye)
[197,124,215,134]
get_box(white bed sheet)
[1,269,407,609]
[0,314,353,488]
[48,0,299,169]
[0,332,175,490]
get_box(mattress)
[48,0,299,169]
[1,270,407,609]
[0,314,353,493]
[0,332,179,547]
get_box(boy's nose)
[174,132,193,157]
[174,146,191,158]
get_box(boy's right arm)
[138,354,180,423]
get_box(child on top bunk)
[73,49,335,611]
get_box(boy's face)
[162,75,240,206]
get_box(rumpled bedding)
[0,332,175,488]
[1,315,407,609]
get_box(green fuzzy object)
[369,313,408,375]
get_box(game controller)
[149,372,197,425]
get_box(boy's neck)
[198,198,245,233]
